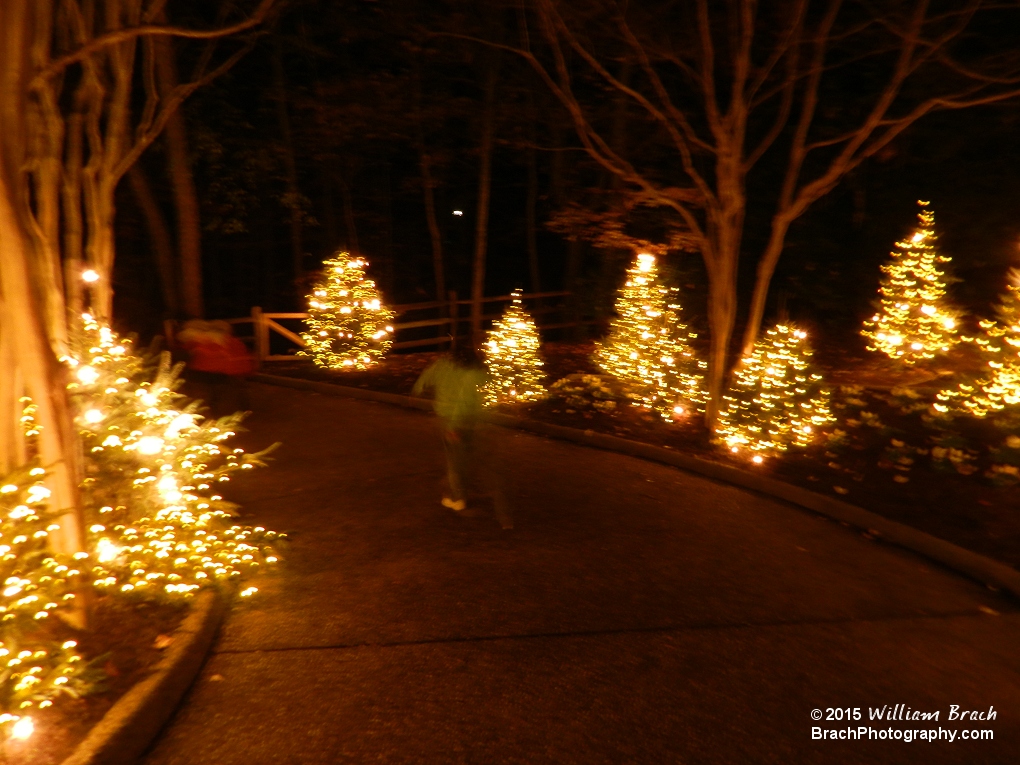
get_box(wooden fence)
[171,290,594,364]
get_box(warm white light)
[83,409,104,424]
[136,436,164,455]
[96,538,121,563]
[636,253,655,272]
[81,270,100,283]
[77,366,100,385]
[10,717,33,740]
[752,455,764,464]
[452,210,463,216]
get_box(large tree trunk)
[155,30,203,319]
[470,63,498,344]
[128,163,180,316]
[0,0,84,555]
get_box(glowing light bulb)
[136,436,164,455]
[77,366,100,385]
[83,409,104,424]
[752,455,764,464]
[82,269,100,283]
[11,717,33,740]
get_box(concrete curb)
[255,372,1020,601]
[61,589,227,765]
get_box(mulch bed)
[6,597,186,765]
[264,344,1020,571]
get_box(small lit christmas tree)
[483,290,546,405]
[301,252,395,369]
[862,201,959,363]
[594,252,705,418]
[935,267,1020,417]
[717,324,834,457]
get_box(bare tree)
[1,0,274,564]
[483,0,1020,427]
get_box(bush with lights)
[0,315,282,731]
[717,323,835,457]
[66,314,281,598]
[935,268,1020,418]
[300,252,395,370]
[594,252,706,418]
[482,290,546,405]
[548,374,620,413]
[861,201,960,364]
[0,464,97,727]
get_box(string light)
[482,290,546,405]
[300,252,395,370]
[81,270,99,283]
[717,324,834,456]
[862,201,960,363]
[594,253,706,418]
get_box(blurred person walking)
[413,344,512,529]
[177,320,255,416]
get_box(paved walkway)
[145,383,1019,764]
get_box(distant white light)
[452,210,464,217]
[11,717,33,740]
[81,269,100,283]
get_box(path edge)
[253,373,1020,600]
[60,588,226,765]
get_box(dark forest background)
[112,0,1020,353]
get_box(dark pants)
[185,370,250,418]
[441,423,512,528]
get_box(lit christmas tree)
[482,290,546,405]
[301,252,395,369]
[0,315,282,729]
[935,267,1020,417]
[862,201,959,363]
[717,323,834,457]
[594,252,705,418]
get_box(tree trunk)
[741,215,793,356]
[471,63,498,344]
[338,166,359,254]
[128,163,180,316]
[155,31,203,319]
[419,143,445,303]
[526,141,541,293]
[0,0,84,555]
[62,110,86,317]
[271,43,304,285]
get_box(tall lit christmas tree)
[594,252,705,418]
[862,201,959,363]
[483,290,546,405]
[301,252,395,369]
[717,323,834,456]
[935,267,1020,417]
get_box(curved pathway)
[145,383,1019,764]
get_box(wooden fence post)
[252,306,269,366]
[447,290,458,350]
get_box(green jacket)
[413,356,488,429]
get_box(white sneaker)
[441,497,466,512]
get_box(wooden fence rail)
[169,290,597,364]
